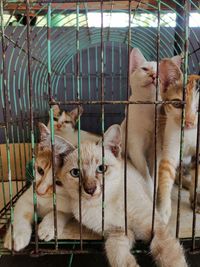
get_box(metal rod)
[100,0,105,239]
[25,0,38,253]
[0,0,14,254]
[151,0,160,237]
[47,2,58,250]
[175,0,190,239]
[76,2,83,251]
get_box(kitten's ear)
[54,136,76,166]
[100,124,121,158]
[70,106,84,126]
[51,100,60,116]
[38,123,51,150]
[171,55,182,68]
[129,48,146,75]
[38,122,50,141]
[159,59,182,92]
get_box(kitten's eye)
[96,164,107,174]
[37,166,44,176]
[53,117,59,122]
[141,67,148,71]
[70,168,80,178]
[64,120,72,124]
[55,180,63,187]
[171,99,182,109]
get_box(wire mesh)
[0,0,200,259]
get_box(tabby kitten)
[158,58,200,223]
[47,103,99,146]
[58,124,187,267]
[4,123,72,251]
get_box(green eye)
[37,166,44,176]
[96,164,107,174]
[70,168,80,178]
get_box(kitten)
[47,103,99,146]
[58,124,188,267]
[189,154,200,213]
[157,58,200,223]
[121,48,159,192]
[4,123,72,251]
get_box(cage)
[0,0,200,265]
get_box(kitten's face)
[35,123,75,197]
[59,125,122,202]
[51,105,83,133]
[35,149,64,197]
[54,110,74,133]
[129,48,157,88]
[131,61,157,87]
[59,143,121,201]
[160,59,199,129]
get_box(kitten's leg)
[4,188,34,251]
[128,140,153,194]
[38,211,71,241]
[105,229,140,267]
[150,226,188,267]
[157,158,177,224]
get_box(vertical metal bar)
[0,0,14,252]
[151,0,160,236]
[192,83,200,250]
[47,3,58,250]
[100,0,105,239]
[176,0,190,239]
[25,0,38,253]
[123,0,131,236]
[76,2,82,251]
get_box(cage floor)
[0,182,200,242]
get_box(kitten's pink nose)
[57,123,62,129]
[84,186,97,196]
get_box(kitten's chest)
[72,199,124,234]
[184,128,197,155]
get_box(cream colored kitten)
[121,48,160,193]
[47,103,99,146]
[158,59,199,223]
[4,123,72,251]
[59,124,187,267]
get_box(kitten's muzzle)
[84,185,97,196]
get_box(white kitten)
[47,103,99,146]
[121,48,159,192]
[59,124,188,267]
[4,123,72,251]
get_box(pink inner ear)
[159,60,181,91]
[129,48,146,75]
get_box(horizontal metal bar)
[50,100,186,105]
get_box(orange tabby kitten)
[158,58,200,223]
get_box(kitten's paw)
[125,254,140,267]
[4,227,31,251]
[38,221,55,241]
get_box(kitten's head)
[129,48,157,88]
[51,103,83,133]
[59,125,122,201]
[159,57,199,129]
[35,123,74,197]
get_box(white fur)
[121,48,159,193]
